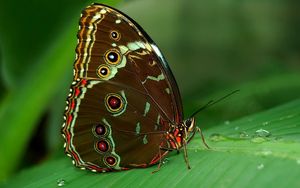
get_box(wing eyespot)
[95,139,111,153]
[104,155,117,167]
[97,65,110,78]
[104,49,121,65]
[93,124,109,137]
[110,30,121,41]
[104,93,125,113]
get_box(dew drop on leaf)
[57,179,66,187]
[239,131,249,138]
[257,163,264,170]
[251,137,266,143]
[260,150,272,156]
[255,129,271,137]
[209,133,226,142]
[163,158,169,165]
[224,120,230,125]
[262,121,270,126]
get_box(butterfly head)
[181,117,196,140]
[184,117,196,133]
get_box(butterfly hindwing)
[63,78,170,171]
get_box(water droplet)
[234,126,239,131]
[209,133,226,142]
[257,163,264,170]
[251,137,266,143]
[163,158,169,164]
[255,150,272,157]
[260,150,272,156]
[262,121,269,126]
[239,131,249,138]
[224,120,230,125]
[296,159,300,165]
[255,129,271,137]
[57,179,65,187]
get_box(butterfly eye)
[110,30,121,41]
[104,49,121,65]
[186,120,191,127]
[97,65,110,78]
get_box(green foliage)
[1,99,300,188]
[0,0,121,180]
[0,0,299,187]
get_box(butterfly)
[61,3,209,173]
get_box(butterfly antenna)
[188,90,240,119]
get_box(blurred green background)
[0,0,299,186]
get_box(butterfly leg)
[152,146,165,174]
[152,145,180,173]
[159,145,190,170]
[196,127,210,149]
[161,147,180,154]
[182,139,191,169]
[160,147,177,152]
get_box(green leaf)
[0,0,122,180]
[2,99,299,188]
[0,1,92,87]
[186,73,300,128]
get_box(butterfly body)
[62,3,201,173]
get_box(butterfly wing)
[62,3,183,172]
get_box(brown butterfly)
[62,3,209,173]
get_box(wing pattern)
[62,3,183,172]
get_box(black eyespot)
[104,49,121,65]
[111,31,118,38]
[107,52,118,62]
[97,65,110,78]
[110,30,121,41]
[100,67,108,75]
